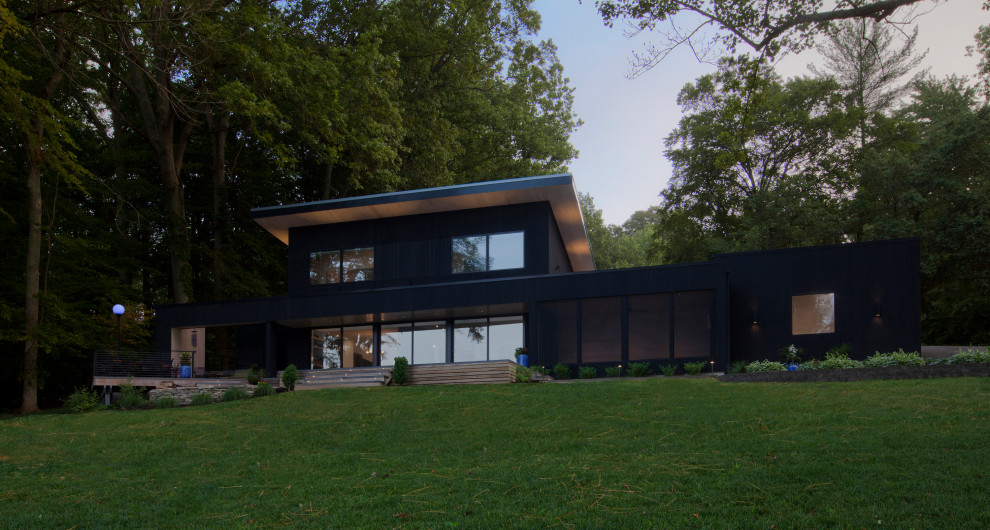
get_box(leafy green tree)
[579,194,659,269]
[655,57,858,263]
[855,77,990,344]
[597,0,933,73]
[809,19,927,148]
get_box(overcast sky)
[532,1,987,225]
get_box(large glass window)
[488,232,525,270]
[379,323,412,367]
[673,290,715,358]
[342,247,374,282]
[581,297,622,363]
[452,236,487,273]
[311,328,342,369]
[452,316,524,362]
[488,316,524,361]
[343,326,375,367]
[413,321,446,364]
[628,294,671,361]
[454,319,488,362]
[309,251,341,285]
[310,247,374,285]
[792,293,835,335]
[452,231,524,273]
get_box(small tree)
[391,356,409,386]
[282,364,298,391]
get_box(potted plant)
[514,347,529,367]
[780,344,803,371]
[179,351,192,378]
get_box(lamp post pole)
[112,304,125,355]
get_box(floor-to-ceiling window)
[452,316,524,362]
[379,323,412,367]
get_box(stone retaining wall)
[149,384,257,405]
[718,363,990,383]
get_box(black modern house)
[150,174,920,379]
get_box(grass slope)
[1,378,988,528]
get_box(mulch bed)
[718,363,990,383]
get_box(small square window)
[342,247,374,282]
[310,250,341,285]
[792,293,835,335]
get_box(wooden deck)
[406,360,517,386]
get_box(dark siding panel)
[719,239,920,363]
[548,216,572,273]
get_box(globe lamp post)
[112,304,125,355]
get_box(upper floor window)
[452,231,524,273]
[310,247,374,285]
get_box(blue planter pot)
[787,363,798,371]
[180,365,192,378]
[516,354,529,367]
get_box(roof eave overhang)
[251,174,595,271]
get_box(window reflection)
[413,321,446,364]
[452,236,487,273]
[452,231,524,273]
[454,319,488,362]
[488,316,523,361]
[343,326,375,367]
[792,293,835,335]
[489,232,524,270]
[309,251,341,285]
[311,328,342,369]
[380,323,412,366]
[343,247,374,282]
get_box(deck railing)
[93,350,182,378]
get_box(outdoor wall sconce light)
[752,311,759,325]
[874,304,881,318]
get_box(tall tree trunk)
[207,110,229,301]
[321,163,334,201]
[22,130,43,414]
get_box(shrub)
[658,364,677,376]
[729,361,746,374]
[627,362,651,377]
[578,366,597,379]
[282,364,299,390]
[944,349,990,365]
[745,360,787,373]
[246,364,263,385]
[816,350,864,370]
[864,349,927,368]
[190,393,213,406]
[64,386,101,413]
[779,344,803,364]
[391,356,409,385]
[221,387,249,402]
[604,365,622,377]
[117,383,148,410]
[153,397,177,409]
[826,343,852,358]
[515,365,533,383]
[684,361,707,375]
[253,381,275,397]
[553,363,572,380]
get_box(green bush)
[190,393,214,406]
[247,364,263,385]
[515,365,533,383]
[253,381,275,397]
[117,383,148,410]
[221,387,249,402]
[658,364,677,376]
[745,360,787,373]
[578,366,597,379]
[282,364,299,390]
[153,397,177,409]
[826,343,852,358]
[779,344,803,364]
[944,349,990,365]
[391,356,409,385]
[553,363,572,380]
[604,366,622,377]
[627,362,651,377]
[64,386,101,413]
[864,349,927,368]
[684,361,707,375]
[815,349,864,369]
[729,361,746,374]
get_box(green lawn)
[2,377,988,527]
